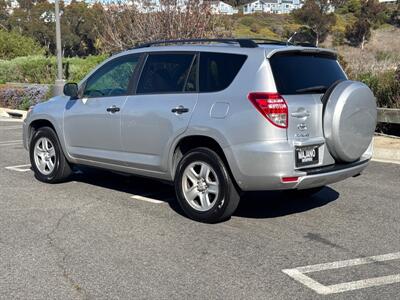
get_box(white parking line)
[282,252,400,295]
[0,140,21,144]
[0,142,22,147]
[5,164,31,172]
[0,126,21,130]
[130,195,167,204]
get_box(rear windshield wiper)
[296,85,327,94]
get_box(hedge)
[356,67,400,109]
[0,54,108,84]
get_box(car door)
[63,54,141,164]
[121,52,198,173]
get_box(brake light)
[248,93,288,128]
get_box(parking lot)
[0,118,399,299]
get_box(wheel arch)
[27,118,70,161]
[170,135,241,192]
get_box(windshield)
[269,52,347,95]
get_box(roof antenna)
[287,32,297,46]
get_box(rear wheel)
[174,148,240,223]
[30,127,72,183]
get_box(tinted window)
[269,53,347,95]
[137,53,195,94]
[84,55,140,98]
[200,53,247,92]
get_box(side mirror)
[63,83,79,99]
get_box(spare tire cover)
[323,80,377,163]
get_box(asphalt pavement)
[0,120,399,299]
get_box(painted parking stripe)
[5,164,31,172]
[130,195,169,204]
[0,142,22,147]
[0,126,21,130]
[282,252,400,295]
[0,140,21,144]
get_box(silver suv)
[23,39,377,223]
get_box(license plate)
[295,146,319,167]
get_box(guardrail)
[378,108,400,124]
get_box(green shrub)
[0,56,57,84]
[67,55,108,82]
[0,30,44,60]
[0,54,107,84]
[356,69,400,108]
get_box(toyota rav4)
[23,39,377,223]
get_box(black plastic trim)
[304,159,370,176]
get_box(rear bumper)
[224,140,372,191]
[291,159,369,190]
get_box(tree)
[292,0,336,46]
[0,29,44,59]
[99,0,231,53]
[0,0,11,30]
[389,3,400,27]
[345,0,385,49]
[61,1,104,56]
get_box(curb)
[373,136,400,164]
[0,107,27,121]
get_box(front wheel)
[174,148,240,223]
[30,126,72,183]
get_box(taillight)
[248,93,288,129]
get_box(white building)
[243,0,303,15]
[210,1,239,15]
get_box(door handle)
[171,105,189,114]
[106,105,120,113]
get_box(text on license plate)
[295,146,319,167]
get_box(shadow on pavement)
[71,166,339,220]
[234,187,339,219]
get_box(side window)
[137,53,195,94]
[199,52,247,93]
[83,55,140,98]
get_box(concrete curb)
[373,136,400,164]
[0,107,27,121]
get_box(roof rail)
[251,38,291,46]
[134,38,260,49]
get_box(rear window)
[200,52,247,93]
[269,52,346,95]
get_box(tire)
[29,126,72,183]
[174,147,240,223]
[323,80,377,162]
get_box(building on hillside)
[210,1,239,15]
[243,0,303,15]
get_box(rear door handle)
[106,105,120,113]
[171,105,189,114]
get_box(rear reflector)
[248,92,288,128]
[281,177,299,183]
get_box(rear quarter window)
[269,52,347,95]
[200,52,247,93]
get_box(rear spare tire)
[323,81,377,163]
